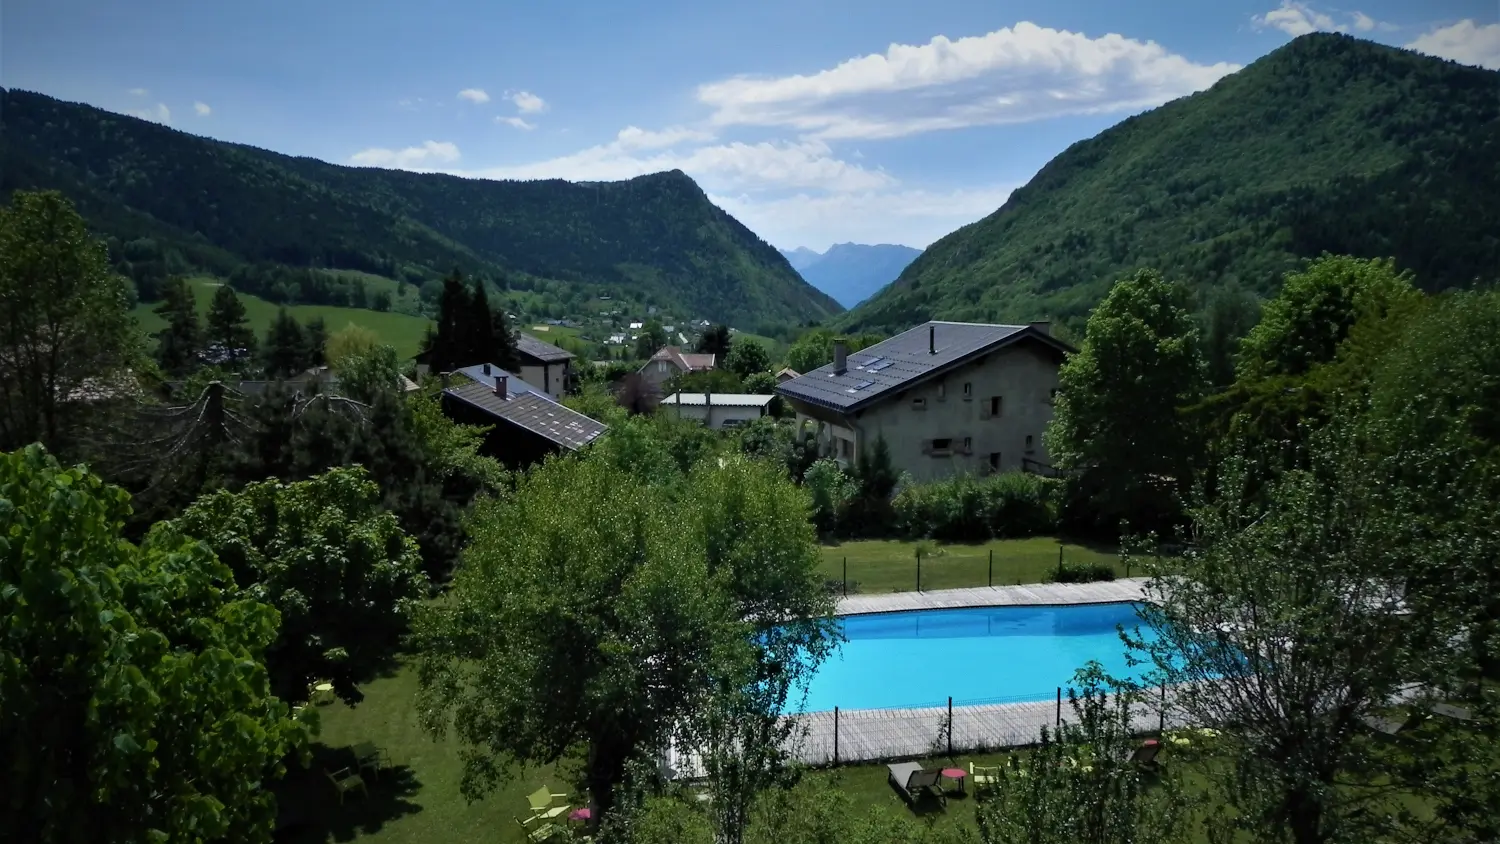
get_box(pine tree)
[154,276,202,376]
[204,284,256,367]
[470,278,519,370]
[262,308,306,378]
[428,270,472,372]
[489,305,519,372]
[302,317,328,371]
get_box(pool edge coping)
[833,577,1153,618]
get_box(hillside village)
[3,23,1499,844]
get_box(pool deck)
[835,577,1152,617]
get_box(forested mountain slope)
[837,33,1500,335]
[1,89,841,327]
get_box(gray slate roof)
[515,332,575,364]
[775,321,1070,413]
[454,364,549,398]
[444,379,607,450]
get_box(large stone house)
[639,346,717,390]
[774,321,1072,483]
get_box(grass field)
[133,277,433,360]
[819,537,1124,593]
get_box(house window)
[912,397,927,410]
[988,452,1002,470]
[1025,435,1035,453]
[930,437,953,455]
[839,439,852,459]
[963,382,972,400]
[989,396,1003,417]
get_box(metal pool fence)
[826,545,1140,596]
[784,682,1184,767]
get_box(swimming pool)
[786,602,1156,713]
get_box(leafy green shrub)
[891,472,1061,541]
[1047,561,1117,583]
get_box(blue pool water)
[786,602,1155,713]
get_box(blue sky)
[7,0,1497,252]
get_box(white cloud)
[509,91,547,113]
[694,22,1241,140]
[1251,2,1394,37]
[127,103,171,124]
[128,87,148,96]
[193,101,212,116]
[458,88,491,104]
[455,127,893,194]
[710,184,1018,252]
[349,140,461,169]
[1406,20,1500,70]
[498,116,536,130]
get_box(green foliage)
[420,271,519,372]
[4,90,842,327]
[1235,255,1419,380]
[634,318,670,360]
[696,324,732,357]
[325,322,381,370]
[335,343,403,403]
[1045,269,1207,532]
[203,283,257,368]
[1046,561,1116,584]
[261,307,309,377]
[150,466,428,704]
[404,385,510,492]
[1130,417,1477,844]
[0,445,312,844]
[0,190,138,451]
[891,472,1060,541]
[803,458,857,535]
[153,275,202,375]
[976,665,1195,844]
[724,336,772,378]
[783,328,884,374]
[840,34,1500,334]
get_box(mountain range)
[837,33,1500,336]
[778,243,922,308]
[0,89,842,329]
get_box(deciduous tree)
[1044,269,1207,533]
[724,337,771,379]
[151,466,429,703]
[0,445,311,844]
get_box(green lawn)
[274,663,580,844]
[819,537,1126,594]
[133,277,433,360]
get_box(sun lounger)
[887,762,945,806]
[1432,703,1476,722]
[1129,739,1161,770]
[1360,713,1409,736]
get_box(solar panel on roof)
[845,380,875,393]
[861,357,885,368]
[870,360,894,371]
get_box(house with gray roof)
[774,321,1073,483]
[514,332,576,399]
[440,363,606,470]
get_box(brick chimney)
[833,342,847,375]
[494,375,508,400]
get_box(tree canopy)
[0,445,312,844]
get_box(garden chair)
[968,762,1003,794]
[887,762,945,807]
[323,767,368,804]
[353,741,388,780]
[524,785,571,824]
[516,817,561,842]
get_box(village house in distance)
[775,321,1072,483]
[513,332,575,399]
[660,391,775,430]
[638,345,717,390]
[439,363,606,470]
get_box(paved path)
[835,577,1152,616]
